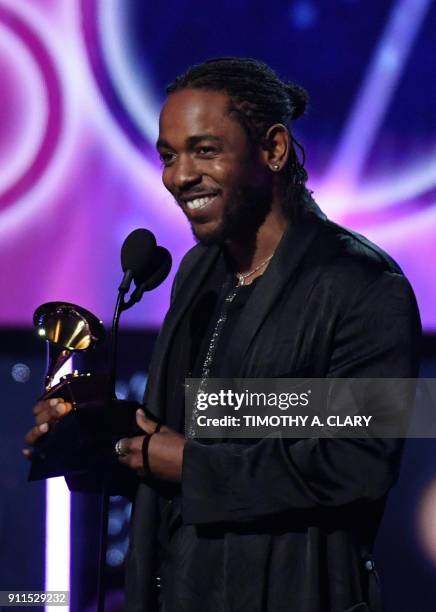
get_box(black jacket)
[124,200,421,612]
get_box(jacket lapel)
[145,244,221,417]
[226,202,326,376]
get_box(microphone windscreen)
[142,247,172,291]
[121,228,157,281]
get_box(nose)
[171,154,202,191]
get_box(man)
[25,58,421,611]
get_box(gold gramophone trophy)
[34,301,107,405]
[28,231,172,484]
[29,301,141,481]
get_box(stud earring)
[271,164,280,171]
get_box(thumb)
[135,408,156,435]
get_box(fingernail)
[39,423,48,432]
[49,398,60,407]
[136,409,144,416]
[56,403,66,415]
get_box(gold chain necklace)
[235,254,274,287]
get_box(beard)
[191,187,271,246]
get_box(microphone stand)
[95,250,170,611]
[97,273,132,612]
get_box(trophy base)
[29,375,145,480]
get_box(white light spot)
[11,362,30,382]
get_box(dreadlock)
[167,57,310,215]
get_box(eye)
[159,151,176,166]
[196,145,218,157]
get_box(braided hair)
[167,57,310,214]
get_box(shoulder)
[300,208,421,373]
[295,205,420,324]
[296,196,403,287]
[323,218,401,271]
[307,213,407,296]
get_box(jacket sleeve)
[65,260,189,497]
[181,271,422,524]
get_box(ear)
[261,123,290,173]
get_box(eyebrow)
[155,134,222,150]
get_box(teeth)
[186,196,214,210]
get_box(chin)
[191,221,227,246]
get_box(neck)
[225,205,288,274]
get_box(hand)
[116,409,186,482]
[23,398,73,459]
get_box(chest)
[221,275,342,378]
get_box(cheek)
[201,159,227,183]
[226,162,262,194]
[241,161,270,193]
[210,161,244,192]
[161,168,173,192]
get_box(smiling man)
[118,58,421,612]
[25,58,421,612]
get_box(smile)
[185,194,218,210]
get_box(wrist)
[141,422,162,479]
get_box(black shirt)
[164,258,260,434]
[158,258,260,610]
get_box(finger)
[34,410,50,426]
[33,398,62,416]
[115,436,145,471]
[25,422,49,445]
[34,401,72,426]
[135,409,157,435]
[117,448,144,474]
[25,422,48,446]
[116,451,135,469]
[117,453,130,466]
[114,437,131,458]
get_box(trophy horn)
[33,302,106,391]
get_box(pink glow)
[417,478,436,566]
[0,0,434,331]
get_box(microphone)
[110,229,172,395]
[142,246,172,291]
[124,246,172,309]
[119,228,157,293]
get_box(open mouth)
[183,194,218,211]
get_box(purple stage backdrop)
[0,0,435,329]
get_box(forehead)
[158,89,242,143]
